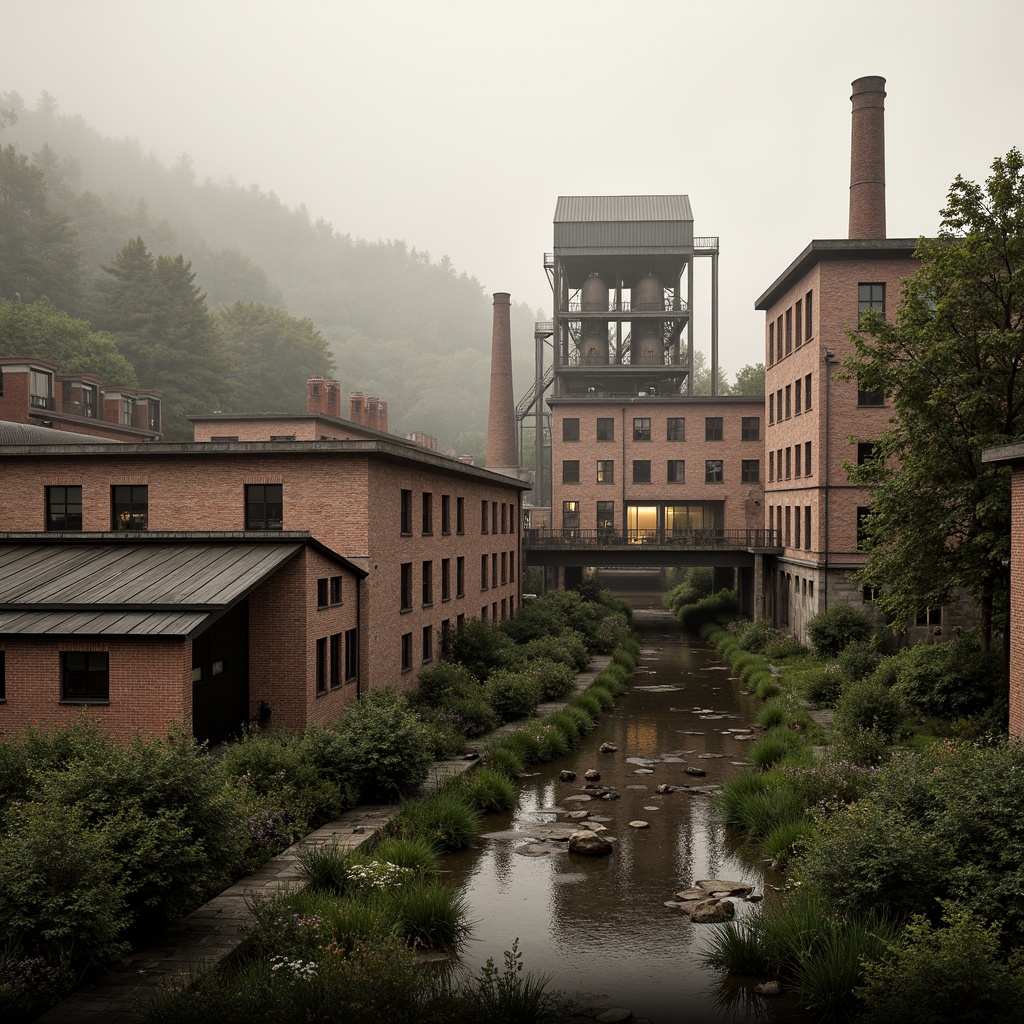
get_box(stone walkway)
[37,657,610,1023]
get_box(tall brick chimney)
[486,292,518,470]
[849,76,886,239]
[378,401,388,434]
[349,392,364,425]
[307,376,326,413]
[325,379,340,417]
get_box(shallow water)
[444,577,806,1023]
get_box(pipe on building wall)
[822,348,838,610]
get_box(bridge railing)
[522,527,780,549]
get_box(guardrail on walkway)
[523,528,780,550]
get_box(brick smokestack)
[325,380,340,417]
[378,401,388,434]
[849,76,887,239]
[307,376,326,413]
[349,392,364,425]
[486,292,518,470]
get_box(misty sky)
[4,0,1023,376]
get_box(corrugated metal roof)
[0,541,305,637]
[0,421,109,445]
[554,196,693,223]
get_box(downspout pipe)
[822,349,838,611]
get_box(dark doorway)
[192,599,249,745]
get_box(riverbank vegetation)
[0,584,637,1022]
[673,598,1024,1021]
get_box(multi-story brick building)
[0,435,526,744]
[0,356,163,441]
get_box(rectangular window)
[456,496,465,534]
[0,650,4,701]
[596,500,614,535]
[596,460,614,484]
[401,632,412,672]
[344,628,358,682]
[768,455,775,482]
[795,378,802,415]
[562,500,580,533]
[805,441,812,476]
[330,576,342,604]
[401,489,413,536]
[501,503,507,534]
[481,554,488,590]
[330,633,341,688]
[456,556,465,597]
[776,390,783,422]
[632,460,651,484]
[785,447,792,480]
[46,485,82,532]
[422,560,433,606]
[768,321,775,365]
[667,417,686,441]
[769,399,774,426]
[785,308,792,355]
[245,484,283,530]
[491,552,498,587]
[777,315,784,357]
[795,299,803,347]
[492,502,498,535]
[915,607,942,627]
[422,625,433,664]
[705,417,723,441]
[501,551,507,584]
[784,505,792,547]
[317,577,329,607]
[597,417,615,442]
[776,449,783,480]
[857,506,871,550]
[741,416,760,442]
[805,290,813,339]
[509,551,515,583]
[805,506,812,550]
[858,282,886,320]
[30,368,53,408]
[795,448,802,478]
[481,499,488,534]
[111,484,148,531]
[805,373,812,409]
[441,558,451,601]
[633,417,651,442]
[562,460,580,484]
[122,396,136,426]
[742,460,760,483]
[705,459,724,483]
[794,506,801,548]
[784,385,792,419]
[422,492,433,534]
[667,460,685,483]
[441,494,451,535]
[400,562,412,611]
[858,380,886,407]
[562,418,580,442]
[62,651,109,702]
[858,441,876,465]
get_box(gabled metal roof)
[0,540,309,637]
[554,196,693,223]
[0,421,108,445]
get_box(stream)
[444,572,808,1023]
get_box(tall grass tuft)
[481,740,527,779]
[389,790,483,852]
[444,767,519,813]
[374,875,470,952]
[562,703,596,735]
[570,691,603,719]
[370,834,442,873]
[297,841,354,893]
[748,726,808,770]
[544,708,582,746]
[585,684,615,710]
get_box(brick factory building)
[0,437,526,743]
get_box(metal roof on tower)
[553,196,694,254]
[554,195,693,222]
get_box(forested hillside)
[0,92,542,447]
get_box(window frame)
[62,651,109,703]
[596,460,614,484]
[562,459,580,484]
[741,416,760,442]
[632,417,651,442]
[667,459,685,483]
[562,417,580,442]
[596,417,615,442]
[741,459,760,483]
[111,484,148,532]
[244,483,283,531]
[666,417,686,442]
[705,459,724,484]
[632,460,652,484]
[46,485,83,532]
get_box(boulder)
[584,768,601,781]
[696,879,755,898]
[684,766,707,777]
[567,830,615,857]
[754,980,782,997]
[559,769,577,782]
[599,742,618,753]
[690,899,735,923]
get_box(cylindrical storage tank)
[631,271,662,365]
[579,272,609,364]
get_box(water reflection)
[444,578,799,1023]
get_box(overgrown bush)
[414,662,499,737]
[803,665,845,707]
[663,567,715,613]
[524,658,577,701]
[833,679,905,743]
[446,618,519,679]
[838,640,881,682]
[593,611,631,653]
[483,669,543,722]
[335,689,433,803]
[677,590,739,633]
[888,637,1004,718]
[522,630,590,672]
[805,602,874,658]
[388,790,483,853]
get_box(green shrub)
[585,683,615,711]
[0,801,129,973]
[484,669,543,722]
[447,618,519,678]
[677,590,739,633]
[378,874,469,951]
[521,721,571,762]
[611,647,637,673]
[855,904,1024,1024]
[717,767,777,828]
[560,704,596,735]
[764,633,809,660]
[889,637,1004,718]
[496,729,542,764]
[806,602,874,658]
[415,663,500,738]
[732,780,807,842]
[570,691,603,719]
[522,631,591,672]
[524,658,577,701]
[297,841,353,893]
[663,567,715,612]
[594,612,632,653]
[833,678,905,743]
[593,667,629,697]
[370,835,442,873]
[748,726,810,770]
[389,790,483,852]
[838,640,881,682]
[335,689,434,803]
[755,679,782,700]
[545,709,582,746]
[803,666,845,707]
[733,619,779,653]
[756,698,788,729]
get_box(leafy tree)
[847,149,1024,651]
[0,144,81,309]
[90,237,235,439]
[691,348,731,395]
[732,361,765,396]
[0,297,137,385]
[216,301,334,412]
